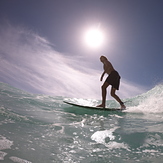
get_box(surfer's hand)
[100,74,104,81]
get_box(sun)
[84,27,105,49]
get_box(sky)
[0,0,163,99]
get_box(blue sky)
[0,0,163,99]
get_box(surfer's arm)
[100,71,105,81]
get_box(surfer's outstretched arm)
[100,71,105,81]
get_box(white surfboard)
[63,101,124,111]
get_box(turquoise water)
[0,82,163,163]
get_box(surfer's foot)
[120,104,126,110]
[96,104,105,108]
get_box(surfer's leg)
[110,87,126,109]
[97,82,109,108]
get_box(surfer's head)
[100,56,107,62]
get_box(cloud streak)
[0,23,147,99]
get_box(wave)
[0,82,163,117]
[125,84,163,113]
[1,82,163,162]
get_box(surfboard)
[63,101,124,111]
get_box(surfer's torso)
[103,60,115,75]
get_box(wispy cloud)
[0,23,147,99]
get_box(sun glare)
[84,28,104,49]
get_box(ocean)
[0,82,163,163]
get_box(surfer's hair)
[100,56,108,60]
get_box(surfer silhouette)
[97,56,126,109]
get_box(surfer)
[97,56,126,109]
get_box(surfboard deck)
[63,101,124,111]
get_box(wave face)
[0,82,163,162]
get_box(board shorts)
[105,70,121,90]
